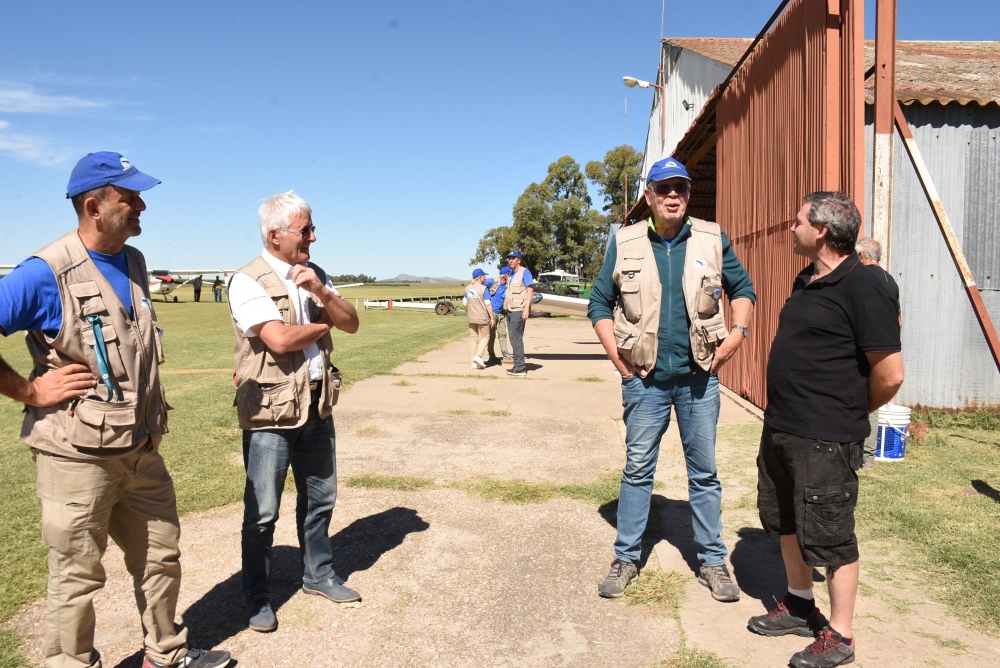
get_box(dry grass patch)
[455,387,484,396]
[573,376,606,383]
[653,646,734,668]
[391,379,414,387]
[460,478,559,504]
[343,474,434,492]
[623,568,688,616]
[354,426,388,438]
[444,409,474,416]
[482,409,511,417]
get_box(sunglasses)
[279,225,317,238]
[650,182,690,196]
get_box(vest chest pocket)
[81,322,127,380]
[697,276,723,316]
[68,281,107,317]
[69,399,138,450]
[236,380,300,423]
[617,280,642,322]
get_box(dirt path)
[8,318,1000,667]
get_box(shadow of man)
[972,479,1000,504]
[598,494,701,572]
[730,527,826,613]
[157,506,429,661]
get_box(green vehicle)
[535,270,592,301]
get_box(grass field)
[0,285,467,665]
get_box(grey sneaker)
[748,597,827,637]
[302,577,361,603]
[698,563,740,602]
[790,628,856,667]
[506,368,527,377]
[598,559,638,598]
[246,599,277,633]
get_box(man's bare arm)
[256,320,332,355]
[866,350,904,411]
[0,338,95,407]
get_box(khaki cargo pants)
[34,443,188,668]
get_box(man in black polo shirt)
[748,192,903,668]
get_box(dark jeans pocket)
[803,482,858,546]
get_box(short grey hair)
[856,237,882,263]
[803,191,861,256]
[258,190,312,246]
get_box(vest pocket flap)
[617,280,641,322]
[69,399,138,450]
[236,380,300,423]
[613,319,639,350]
[696,280,723,315]
[68,281,107,316]
[73,400,137,427]
[619,258,643,276]
[68,281,101,299]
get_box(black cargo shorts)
[756,423,863,568]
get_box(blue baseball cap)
[507,251,521,259]
[66,152,161,198]
[499,266,512,275]
[472,268,486,278]
[645,157,691,185]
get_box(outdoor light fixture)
[622,75,665,146]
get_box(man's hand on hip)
[27,364,96,407]
[710,334,742,374]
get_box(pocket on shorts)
[803,481,858,546]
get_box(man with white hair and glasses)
[228,190,360,633]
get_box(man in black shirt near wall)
[748,192,904,668]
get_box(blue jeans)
[242,399,339,602]
[615,372,726,566]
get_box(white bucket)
[875,404,911,461]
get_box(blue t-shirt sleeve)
[522,269,533,287]
[0,258,62,335]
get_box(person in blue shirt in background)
[484,266,512,365]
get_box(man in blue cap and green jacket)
[588,157,755,602]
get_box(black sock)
[784,592,815,617]
[830,628,853,644]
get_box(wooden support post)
[871,0,897,269]
[894,102,1000,374]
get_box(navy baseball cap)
[499,266,512,275]
[66,152,161,198]
[507,251,521,259]
[645,157,691,185]
[472,268,486,278]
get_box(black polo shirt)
[765,253,901,442]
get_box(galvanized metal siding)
[641,46,733,179]
[863,103,1000,407]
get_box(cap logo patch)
[120,157,132,171]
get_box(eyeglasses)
[650,182,690,196]
[279,225,317,238]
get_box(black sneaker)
[748,597,827,637]
[597,559,638,598]
[302,576,361,603]
[698,563,740,602]
[506,368,527,377]
[142,648,232,668]
[789,628,856,667]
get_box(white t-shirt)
[228,252,336,381]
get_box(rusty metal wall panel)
[714,0,862,408]
[863,102,1000,407]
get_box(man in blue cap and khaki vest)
[0,152,231,668]
[588,157,755,602]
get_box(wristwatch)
[732,324,749,339]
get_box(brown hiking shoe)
[597,558,638,598]
[697,563,740,602]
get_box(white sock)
[788,586,814,600]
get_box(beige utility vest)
[230,256,339,431]
[504,268,529,310]
[465,282,492,325]
[612,217,728,374]
[21,231,168,458]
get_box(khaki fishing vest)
[612,217,728,374]
[21,231,168,458]
[465,282,492,325]
[230,256,340,431]
[504,268,529,310]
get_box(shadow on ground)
[599,495,702,572]
[972,479,1000,503]
[527,353,609,361]
[159,507,429,658]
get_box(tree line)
[470,145,643,280]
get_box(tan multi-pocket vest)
[612,217,728,375]
[230,256,340,431]
[21,231,168,458]
[465,281,492,325]
[503,268,529,311]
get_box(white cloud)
[0,83,106,114]
[0,120,74,166]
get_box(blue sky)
[1,1,994,280]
